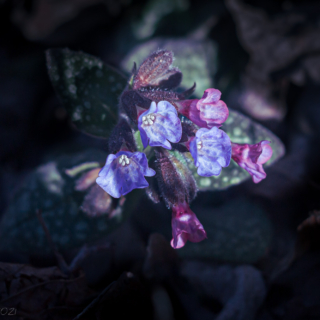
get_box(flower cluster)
[96,50,273,249]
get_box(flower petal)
[131,152,156,176]
[197,89,229,128]
[176,88,229,128]
[189,127,232,177]
[231,140,273,183]
[138,101,182,149]
[96,151,154,198]
[170,202,207,249]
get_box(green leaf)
[178,198,272,263]
[46,49,127,138]
[0,149,140,255]
[184,109,285,191]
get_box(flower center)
[118,154,130,167]
[142,114,156,126]
[197,140,202,150]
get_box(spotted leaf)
[46,49,127,138]
[0,149,142,255]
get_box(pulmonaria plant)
[96,50,273,249]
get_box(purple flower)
[189,126,231,176]
[171,202,207,249]
[138,101,182,149]
[96,151,156,198]
[176,88,229,128]
[231,141,273,183]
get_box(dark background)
[1,0,320,319]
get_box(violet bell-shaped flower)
[176,88,229,128]
[189,126,231,176]
[231,140,273,183]
[171,202,207,249]
[138,100,182,149]
[96,151,155,198]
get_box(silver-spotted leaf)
[0,149,140,255]
[184,109,285,191]
[46,49,127,138]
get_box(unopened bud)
[108,118,137,154]
[133,50,182,90]
[120,90,152,123]
[154,148,197,208]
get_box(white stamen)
[142,113,156,126]
[118,154,130,166]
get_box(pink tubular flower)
[176,88,229,128]
[231,140,273,183]
[171,202,207,249]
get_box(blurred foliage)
[46,49,127,138]
[0,150,141,254]
[133,0,189,39]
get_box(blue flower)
[96,151,156,198]
[138,101,182,150]
[189,126,231,176]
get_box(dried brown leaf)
[75,168,101,191]
[0,262,94,318]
